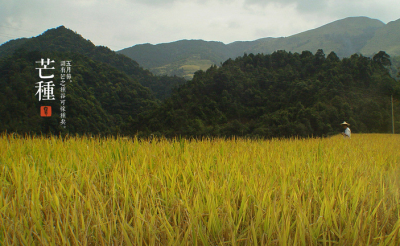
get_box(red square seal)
[40,106,52,117]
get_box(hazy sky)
[0,0,399,51]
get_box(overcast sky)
[0,0,399,51]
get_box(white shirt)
[344,127,351,138]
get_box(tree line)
[0,26,399,138]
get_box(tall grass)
[0,134,399,245]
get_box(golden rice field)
[0,133,400,245]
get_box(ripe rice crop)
[0,133,399,245]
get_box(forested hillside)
[0,26,186,100]
[0,49,156,135]
[1,26,399,138]
[135,50,400,138]
[0,26,187,135]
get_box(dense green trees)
[135,50,400,138]
[0,49,156,135]
[0,26,186,136]
[1,26,399,138]
[0,26,185,100]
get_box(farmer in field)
[341,121,351,138]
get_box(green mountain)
[247,17,384,57]
[118,17,400,79]
[0,49,156,135]
[135,50,400,138]
[118,40,233,80]
[361,18,400,57]
[2,25,399,138]
[0,26,186,100]
[0,26,186,135]
[0,26,149,81]
[0,38,29,58]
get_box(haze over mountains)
[118,17,400,79]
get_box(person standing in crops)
[341,121,351,138]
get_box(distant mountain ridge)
[118,16,400,79]
[360,18,400,56]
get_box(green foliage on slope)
[118,40,233,79]
[0,49,157,135]
[2,24,400,138]
[390,56,400,80]
[0,26,186,100]
[136,50,400,138]
[361,18,400,57]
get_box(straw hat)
[340,121,350,126]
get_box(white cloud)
[0,0,399,50]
